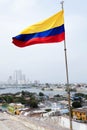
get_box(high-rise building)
[8,76,13,84]
[13,70,26,84]
[7,70,28,85]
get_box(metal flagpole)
[60,1,73,130]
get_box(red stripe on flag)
[12,32,65,48]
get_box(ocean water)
[0,86,67,96]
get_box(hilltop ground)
[0,112,69,130]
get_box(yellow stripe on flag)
[20,10,64,34]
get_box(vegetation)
[39,92,44,96]
[29,97,38,108]
[74,93,87,99]
[53,94,65,101]
[1,95,14,103]
[0,91,39,108]
[74,93,85,97]
[72,101,82,108]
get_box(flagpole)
[60,1,72,130]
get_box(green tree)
[3,96,14,103]
[29,97,38,108]
[39,92,44,96]
[72,101,82,108]
[30,99,38,108]
[14,97,26,104]
[75,93,85,97]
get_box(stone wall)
[58,116,87,130]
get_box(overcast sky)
[0,0,87,83]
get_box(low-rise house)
[72,108,87,121]
[30,110,46,117]
[15,109,20,115]
[9,103,24,109]
[8,103,24,115]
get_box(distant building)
[13,70,22,84]
[8,76,13,84]
[12,70,27,85]
[72,108,87,121]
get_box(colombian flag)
[12,10,65,47]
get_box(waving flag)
[12,10,65,47]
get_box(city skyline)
[8,70,27,84]
[1,70,41,84]
[0,69,86,84]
